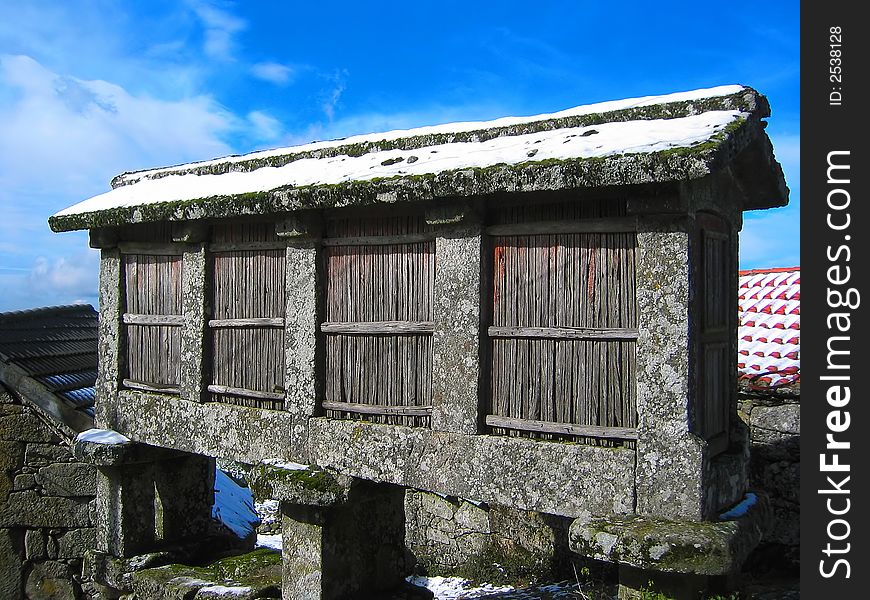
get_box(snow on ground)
[75,428,131,444]
[255,533,282,551]
[263,458,310,470]
[406,576,514,599]
[212,469,259,539]
[405,576,590,599]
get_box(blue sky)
[0,1,799,311]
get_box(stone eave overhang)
[49,88,788,233]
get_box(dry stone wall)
[738,389,800,570]
[0,389,96,599]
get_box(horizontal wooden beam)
[320,320,435,335]
[208,317,285,328]
[209,241,288,252]
[486,216,638,237]
[488,326,638,341]
[322,233,436,246]
[207,384,284,401]
[122,313,184,327]
[122,379,181,395]
[485,415,637,440]
[322,401,433,417]
[118,242,188,256]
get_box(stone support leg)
[76,439,215,559]
[281,480,405,600]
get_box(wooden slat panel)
[322,401,432,416]
[123,254,182,388]
[321,321,434,335]
[209,241,288,252]
[488,326,637,340]
[210,224,287,408]
[322,233,436,246]
[323,215,434,427]
[119,242,188,256]
[488,204,638,444]
[485,415,637,440]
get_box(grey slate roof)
[0,304,97,435]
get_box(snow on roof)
[115,84,746,184]
[49,85,783,232]
[738,267,800,388]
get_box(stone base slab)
[568,493,770,577]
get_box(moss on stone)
[248,464,346,507]
[424,540,555,589]
[132,548,282,597]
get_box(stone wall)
[738,388,800,570]
[404,489,575,584]
[0,389,96,599]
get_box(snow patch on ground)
[406,575,514,599]
[255,533,282,551]
[263,458,310,471]
[196,584,254,597]
[719,492,758,520]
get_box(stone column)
[75,439,214,558]
[95,248,123,428]
[180,243,208,403]
[251,465,405,599]
[280,214,322,462]
[429,204,483,434]
[634,218,706,520]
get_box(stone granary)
[49,85,788,598]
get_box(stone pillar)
[180,243,208,403]
[95,249,123,428]
[251,464,405,599]
[75,438,214,558]
[429,204,483,434]
[280,214,322,461]
[634,219,705,520]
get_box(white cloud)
[0,54,236,198]
[27,249,100,299]
[251,62,295,85]
[247,110,283,142]
[188,0,247,61]
[321,71,348,121]
[0,53,245,311]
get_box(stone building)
[48,85,788,598]
[0,305,98,599]
[0,306,258,599]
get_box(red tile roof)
[738,267,800,388]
